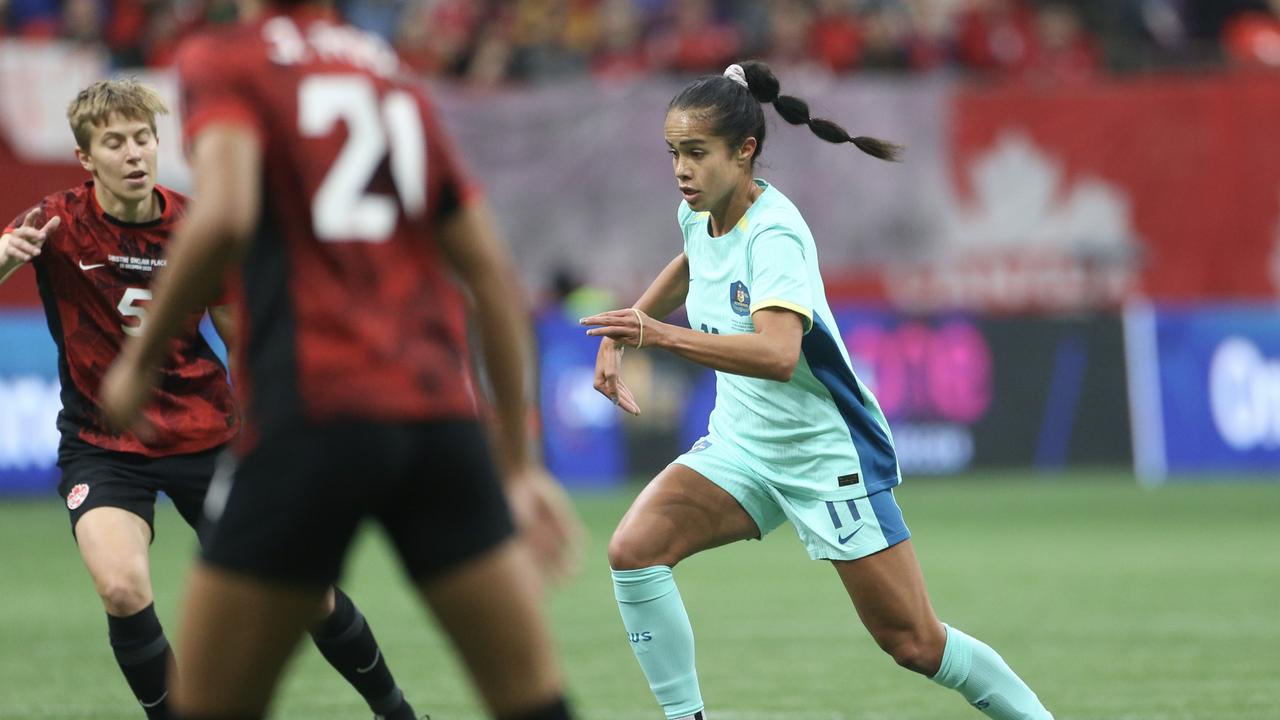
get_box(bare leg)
[419,539,565,717]
[608,463,759,570]
[170,563,325,717]
[76,507,155,616]
[834,540,1053,718]
[608,464,760,720]
[831,540,947,675]
[76,507,176,716]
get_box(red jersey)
[176,8,481,441]
[5,182,239,456]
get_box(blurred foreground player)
[0,79,419,719]
[100,3,581,719]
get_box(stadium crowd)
[1,0,1278,83]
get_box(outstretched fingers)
[614,381,641,415]
[580,310,640,346]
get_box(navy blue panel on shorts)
[56,435,224,542]
[199,419,516,587]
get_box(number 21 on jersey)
[298,76,427,244]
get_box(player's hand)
[587,335,641,416]
[581,308,660,351]
[0,210,60,264]
[504,465,584,587]
[98,351,159,440]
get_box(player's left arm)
[437,199,534,475]
[584,222,811,381]
[208,304,237,380]
[583,306,805,382]
[100,123,261,429]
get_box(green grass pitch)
[2,470,1277,719]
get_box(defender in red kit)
[0,79,421,720]
[101,4,581,720]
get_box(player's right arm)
[591,252,690,416]
[0,209,61,286]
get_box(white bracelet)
[631,308,644,349]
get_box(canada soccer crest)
[729,281,750,316]
[66,483,90,510]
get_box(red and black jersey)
[176,8,482,444]
[5,182,238,456]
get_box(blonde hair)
[66,78,169,151]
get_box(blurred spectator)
[1026,3,1100,82]
[767,0,815,68]
[591,0,651,80]
[955,0,1037,74]
[467,7,516,87]
[61,0,102,46]
[8,0,59,37]
[809,0,862,73]
[858,0,918,71]
[396,0,480,76]
[1222,0,1280,67]
[549,265,617,322]
[507,0,589,81]
[648,0,741,73]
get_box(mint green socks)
[932,624,1053,719]
[612,566,704,720]
[613,570,1049,720]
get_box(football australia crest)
[729,281,751,316]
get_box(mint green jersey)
[680,180,900,497]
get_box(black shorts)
[200,419,516,587]
[57,435,225,542]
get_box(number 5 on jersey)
[299,76,426,243]
[117,287,151,337]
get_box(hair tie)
[631,308,645,349]
[723,64,748,89]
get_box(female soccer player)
[581,61,1054,720]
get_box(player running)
[99,3,581,719]
[0,79,419,720]
[581,61,1055,720]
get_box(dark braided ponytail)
[669,60,903,163]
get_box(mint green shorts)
[674,434,910,561]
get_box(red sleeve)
[176,33,266,154]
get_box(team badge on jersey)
[66,483,90,510]
[729,281,751,316]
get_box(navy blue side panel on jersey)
[801,315,900,493]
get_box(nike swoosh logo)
[355,648,381,674]
[140,691,168,708]
[78,261,105,270]
[837,526,864,544]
